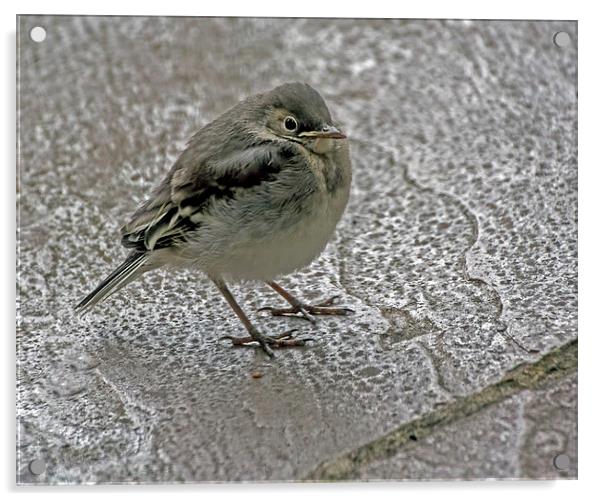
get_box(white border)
[3,1,598,500]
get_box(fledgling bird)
[76,82,353,357]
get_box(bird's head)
[259,82,346,155]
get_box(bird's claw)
[221,329,313,357]
[258,305,317,323]
[257,295,354,321]
[314,295,340,307]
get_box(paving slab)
[354,374,577,480]
[16,17,577,483]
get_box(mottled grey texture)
[355,374,578,480]
[16,16,577,483]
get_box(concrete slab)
[354,374,577,480]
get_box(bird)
[76,82,353,357]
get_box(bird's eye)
[283,116,298,131]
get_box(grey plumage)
[76,82,352,357]
[75,251,151,313]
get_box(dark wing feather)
[121,142,296,252]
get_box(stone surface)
[16,17,577,483]
[356,374,577,480]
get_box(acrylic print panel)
[16,16,577,484]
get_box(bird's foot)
[258,295,354,323]
[221,329,313,358]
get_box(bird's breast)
[182,142,352,281]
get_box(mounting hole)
[553,453,570,470]
[553,31,571,48]
[28,458,46,475]
[29,26,46,43]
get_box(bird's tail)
[75,251,150,315]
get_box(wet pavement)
[17,16,577,483]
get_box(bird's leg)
[211,277,311,357]
[258,281,354,323]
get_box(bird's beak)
[300,125,346,140]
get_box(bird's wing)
[120,143,295,252]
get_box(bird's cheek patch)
[309,137,334,155]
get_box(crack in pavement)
[415,339,455,398]
[399,155,505,328]
[335,139,442,343]
[383,139,539,358]
[93,364,157,459]
[401,153,537,355]
[304,338,577,481]
[338,138,529,361]
[336,138,517,356]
